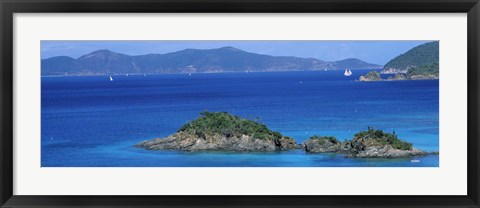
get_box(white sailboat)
[109,75,114,81]
[344,68,352,76]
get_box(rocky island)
[358,71,383,82]
[136,111,298,152]
[137,112,427,158]
[303,127,426,158]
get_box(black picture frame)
[1,0,479,207]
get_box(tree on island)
[353,127,412,150]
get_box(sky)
[41,40,431,65]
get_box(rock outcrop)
[386,73,407,81]
[303,136,343,153]
[137,131,298,152]
[381,68,407,74]
[359,71,383,82]
[361,68,438,82]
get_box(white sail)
[109,75,113,81]
[344,69,352,76]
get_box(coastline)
[40,68,383,78]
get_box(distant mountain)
[332,58,380,70]
[381,41,439,74]
[41,47,382,76]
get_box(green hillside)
[381,41,439,78]
[178,111,286,140]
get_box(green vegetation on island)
[137,111,428,158]
[308,135,340,145]
[407,62,439,79]
[178,111,284,141]
[382,41,439,73]
[353,127,412,150]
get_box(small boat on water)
[344,68,352,76]
[109,75,114,81]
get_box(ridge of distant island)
[136,111,429,158]
[359,41,439,81]
[41,46,382,76]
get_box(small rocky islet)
[136,112,427,158]
[302,128,426,158]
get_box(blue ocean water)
[41,70,439,167]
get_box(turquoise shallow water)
[41,70,439,167]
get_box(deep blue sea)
[41,70,439,167]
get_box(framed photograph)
[1,0,479,207]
